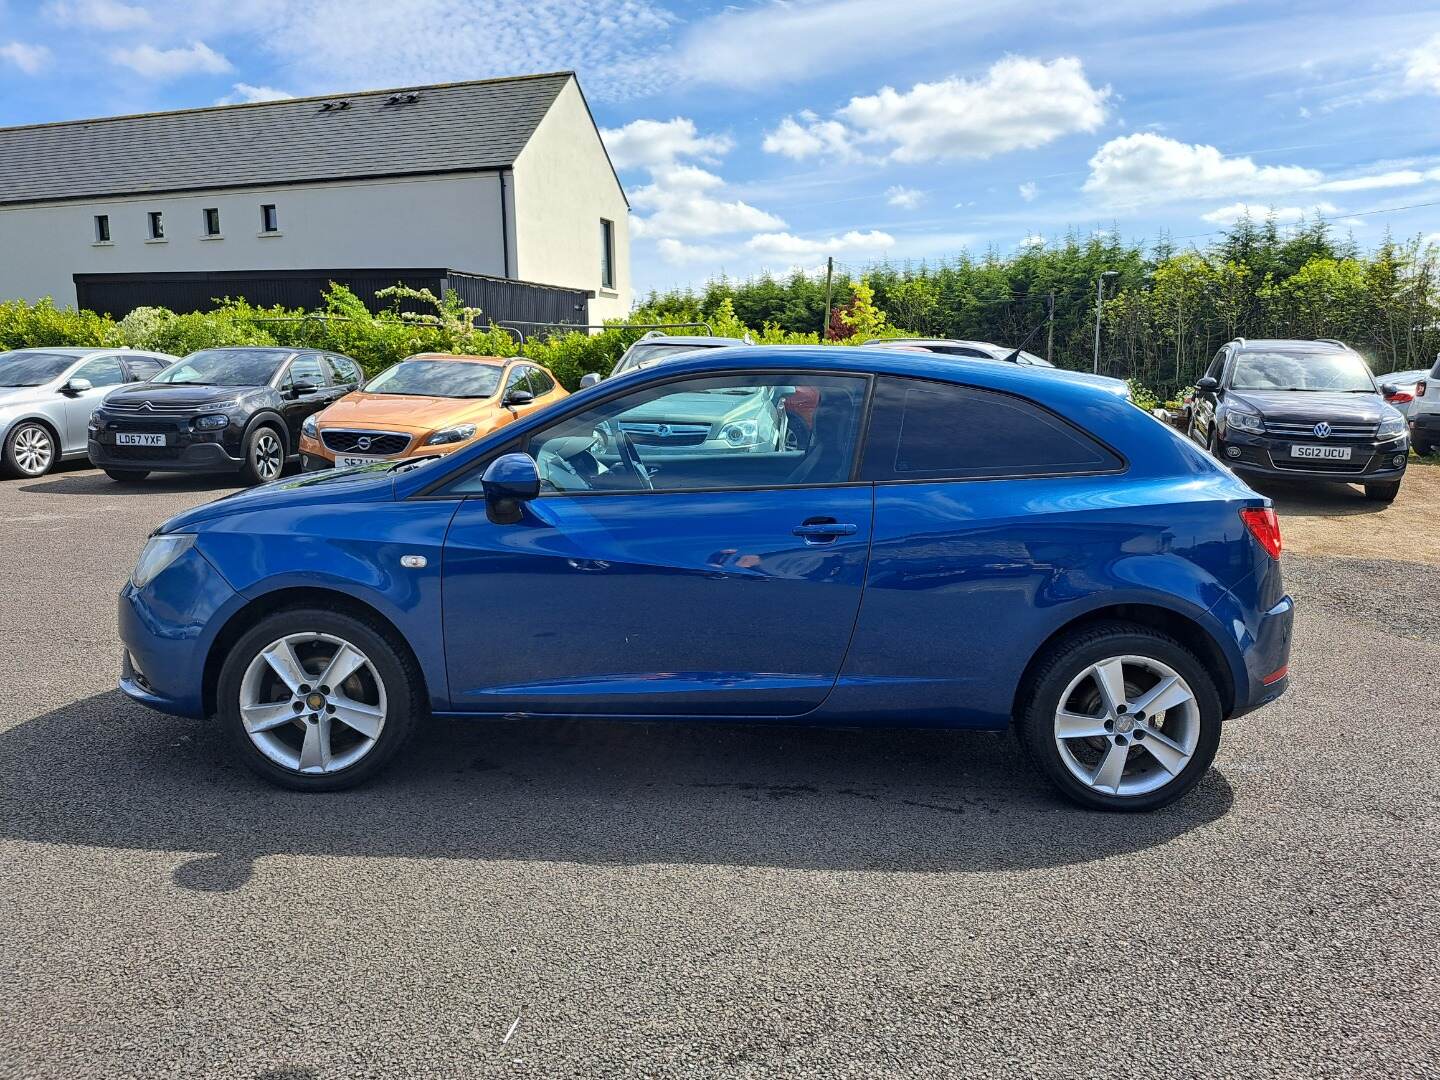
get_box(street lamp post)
[1093,270,1119,374]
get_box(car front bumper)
[1217,429,1408,482]
[118,542,243,718]
[89,427,247,474]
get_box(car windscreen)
[0,351,77,386]
[363,360,502,398]
[614,342,723,375]
[1230,350,1375,392]
[152,349,289,386]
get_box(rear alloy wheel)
[3,422,57,479]
[1363,480,1402,503]
[219,609,422,791]
[1017,623,1222,811]
[241,425,285,485]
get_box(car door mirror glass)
[481,453,540,524]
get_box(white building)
[0,71,630,325]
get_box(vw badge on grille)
[1313,422,1331,439]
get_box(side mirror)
[579,372,602,389]
[62,377,94,395]
[1195,376,1219,393]
[481,453,540,525]
[1380,383,1398,398]
[504,388,535,408]
[290,382,320,397]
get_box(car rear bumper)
[1230,593,1294,718]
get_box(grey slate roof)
[0,72,573,206]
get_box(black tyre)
[1363,480,1402,503]
[1414,438,1433,456]
[2,421,58,479]
[240,423,285,485]
[218,608,425,792]
[1015,621,1223,811]
[104,468,150,482]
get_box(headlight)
[1377,414,1406,438]
[301,415,318,439]
[426,424,477,446]
[195,414,229,431]
[719,420,760,447]
[1225,408,1265,435]
[130,533,195,590]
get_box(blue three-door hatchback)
[118,347,1293,810]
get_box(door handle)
[792,520,858,541]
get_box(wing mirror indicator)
[481,453,540,525]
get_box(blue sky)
[3,0,1440,296]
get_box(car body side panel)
[820,474,1263,729]
[188,497,463,710]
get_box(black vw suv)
[89,347,362,485]
[1188,338,1409,501]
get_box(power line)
[1166,197,1440,243]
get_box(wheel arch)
[243,410,289,455]
[201,586,426,717]
[2,413,63,450]
[1010,602,1237,722]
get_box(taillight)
[1386,389,1414,404]
[1241,507,1282,559]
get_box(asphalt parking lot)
[1,464,1437,1079]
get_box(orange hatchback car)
[300,353,567,469]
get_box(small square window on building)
[203,208,221,236]
[600,218,615,290]
[260,204,279,233]
[147,211,164,240]
[94,215,110,243]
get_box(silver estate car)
[0,347,179,478]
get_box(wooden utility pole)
[823,257,835,339]
[1046,290,1055,364]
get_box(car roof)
[866,338,999,350]
[1232,338,1357,353]
[2,346,112,356]
[629,336,750,347]
[403,353,508,366]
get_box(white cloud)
[767,57,1109,164]
[1400,33,1440,96]
[885,185,925,210]
[216,83,294,105]
[44,0,152,30]
[745,230,895,259]
[1018,181,1039,202]
[613,118,784,242]
[111,40,231,79]
[655,238,735,265]
[600,117,732,172]
[0,42,52,75]
[1316,170,1428,192]
[762,111,860,162]
[1084,133,1323,205]
[1199,202,1339,226]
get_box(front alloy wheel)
[219,609,422,790]
[242,426,284,484]
[3,422,57,478]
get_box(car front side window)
[73,356,128,387]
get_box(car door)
[1193,348,1228,444]
[499,364,549,422]
[277,352,331,448]
[438,370,874,717]
[322,353,363,396]
[60,354,129,451]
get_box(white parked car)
[1407,357,1440,454]
[1378,368,1429,419]
[0,347,178,478]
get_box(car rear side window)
[325,354,361,387]
[860,377,1120,482]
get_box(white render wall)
[511,79,631,323]
[0,171,510,306]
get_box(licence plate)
[1290,444,1351,460]
[336,454,386,468]
[116,433,165,447]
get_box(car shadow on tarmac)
[1246,476,1392,517]
[0,692,1233,892]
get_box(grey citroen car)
[0,347,178,479]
